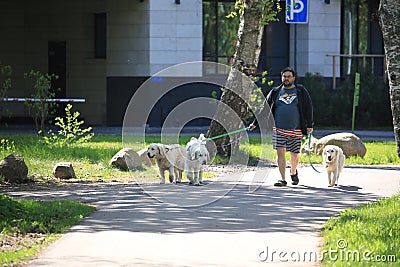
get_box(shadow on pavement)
[1,181,379,234]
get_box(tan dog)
[185,134,210,186]
[322,145,345,187]
[147,143,185,184]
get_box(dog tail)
[198,133,205,141]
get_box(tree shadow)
[1,179,380,235]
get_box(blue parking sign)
[285,0,308,24]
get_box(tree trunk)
[378,0,400,157]
[207,0,264,157]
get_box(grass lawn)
[0,194,95,265]
[0,134,399,183]
[303,141,399,165]
[322,193,399,266]
[0,133,399,266]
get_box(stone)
[53,162,76,179]
[110,148,143,170]
[0,154,29,183]
[137,148,154,167]
[301,135,319,155]
[314,132,367,158]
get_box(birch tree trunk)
[206,0,265,156]
[378,0,400,157]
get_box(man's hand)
[249,124,256,131]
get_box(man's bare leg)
[276,147,287,180]
[290,152,300,175]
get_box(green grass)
[302,141,400,165]
[0,194,96,265]
[322,194,400,266]
[0,133,399,266]
[0,134,399,183]
[240,136,399,165]
[0,134,151,182]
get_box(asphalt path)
[3,165,400,267]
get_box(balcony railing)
[326,54,386,89]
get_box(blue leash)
[308,133,321,173]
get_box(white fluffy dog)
[185,134,210,186]
[147,143,185,184]
[322,145,345,187]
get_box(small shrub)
[42,104,94,147]
[303,70,391,129]
[0,138,15,152]
[24,70,60,132]
[0,63,12,123]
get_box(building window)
[95,13,107,59]
[203,0,238,67]
[202,0,288,76]
[341,0,383,76]
[258,1,288,76]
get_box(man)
[250,67,314,186]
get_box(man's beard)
[283,81,293,87]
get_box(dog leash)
[205,127,250,142]
[205,127,250,147]
[222,130,249,147]
[307,133,321,173]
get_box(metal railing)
[326,54,386,89]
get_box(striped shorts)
[272,127,303,153]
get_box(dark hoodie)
[252,83,314,136]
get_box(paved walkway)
[3,165,400,266]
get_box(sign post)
[352,72,360,133]
[285,0,308,71]
[285,0,309,24]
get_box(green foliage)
[0,138,15,152]
[41,104,94,147]
[303,70,391,129]
[302,141,399,165]
[226,0,281,25]
[0,194,95,235]
[0,134,398,184]
[0,194,95,265]
[248,70,274,121]
[0,63,12,121]
[24,70,60,132]
[322,194,400,266]
[353,69,392,128]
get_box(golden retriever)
[322,145,345,187]
[147,143,185,184]
[185,134,210,186]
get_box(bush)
[303,70,391,129]
[42,104,94,147]
[0,63,12,122]
[24,70,59,132]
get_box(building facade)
[0,0,383,127]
